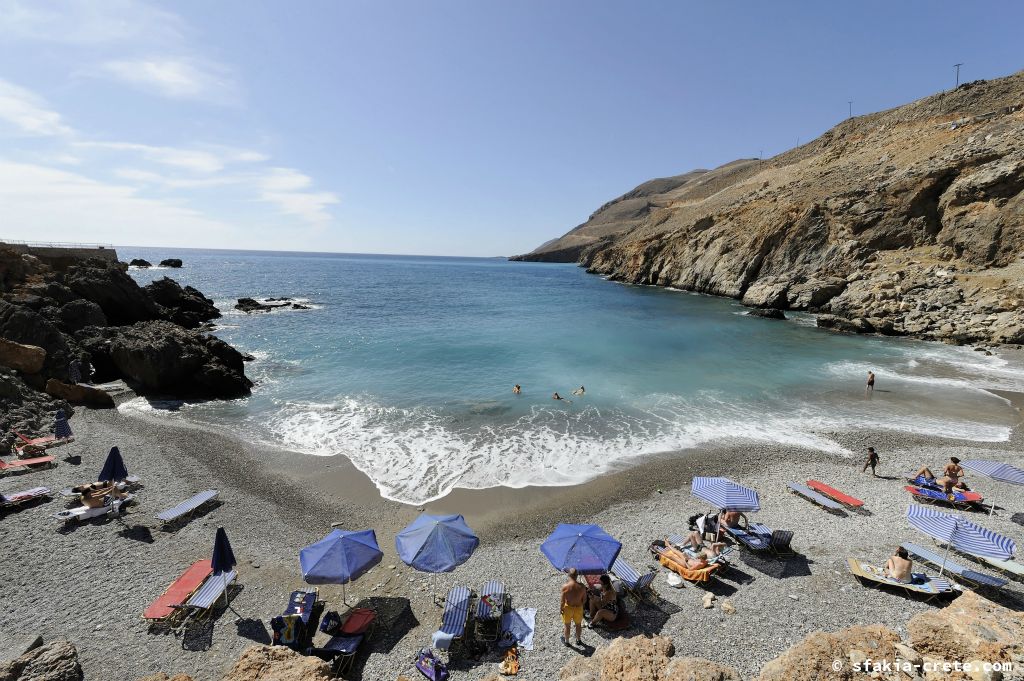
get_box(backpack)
[415,648,449,681]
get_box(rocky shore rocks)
[159,258,183,268]
[514,71,1024,347]
[0,640,83,681]
[129,258,151,267]
[235,297,309,313]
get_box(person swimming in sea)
[513,384,521,394]
[571,386,585,396]
[552,392,563,400]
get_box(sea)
[118,247,1024,505]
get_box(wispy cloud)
[0,0,184,46]
[97,57,235,102]
[258,168,340,226]
[76,141,268,173]
[0,78,74,136]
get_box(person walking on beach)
[560,568,587,646]
[862,447,880,476]
[866,371,875,392]
[513,384,521,394]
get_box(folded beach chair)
[0,486,51,509]
[611,556,657,602]
[905,485,983,509]
[431,585,473,652]
[723,523,772,551]
[846,557,954,600]
[806,480,865,510]
[475,579,507,642]
[142,559,213,630]
[156,490,218,527]
[52,493,133,523]
[649,540,722,583]
[788,482,844,512]
[901,542,1008,590]
[0,454,56,475]
[308,608,376,676]
[667,533,734,566]
[769,530,795,556]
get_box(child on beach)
[862,447,880,476]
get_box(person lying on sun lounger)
[80,482,125,509]
[586,575,619,627]
[681,531,727,559]
[914,461,968,494]
[884,546,913,584]
[720,510,749,531]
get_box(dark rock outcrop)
[0,369,72,454]
[64,260,160,325]
[129,258,152,267]
[746,308,787,320]
[235,297,275,313]
[0,300,73,380]
[144,277,220,329]
[159,258,183,268]
[0,639,83,681]
[0,337,46,373]
[57,299,107,333]
[515,70,1024,346]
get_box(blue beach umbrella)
[906,505,1016,576]
[396,514,479,600]
[540,523,621,575]
[97,446,128,483]
[300,529,383,604]
[961,460,1024,516]
[212,527,237,606]
[691,476,760,512]
[54,410,73,440]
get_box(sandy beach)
[2,389,1024,680]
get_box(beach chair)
[610,556,657,602]
[271,589,321,649]
[308,608,376,676]
[431,585,473,652]
[143,560,213,631]
[961,553,1024,581]
[806,480,865,510]
[667,534,735,566]
[787,482,844,512]
[901,542,1008,590]
[156,490,218,527]
[723,523,772,551]
[13,431,73,455]
[769,530,795,556]
[846,557,954,601]
[0,455,56,475]
[176,569,238,633]
[475,579,507,642]
[649,540,722,583]
[905,485,983,509]
[53,493,133,523]
[0,486,51,509]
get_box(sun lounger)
[14,431,73,455]
[431,585,473,651]
[52,493,133,523]
[666,534,734,565]
[175,570,237,631]
[156,490,218,526]
[901,542,1008,590]
[723,523,772,551]
[649,540,722,583]
[308,609,376,676]
[143,560,213,629]
[0,486,51,509]
[788,482,844,512]
[963,553,1024,581]
[905,485,983,509]
[0,455,56,475]
[475,579,507,641]
[806,480,864,509]
[610,556,657,602]
[846,557,954,600]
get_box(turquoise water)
[121,247,1024,504]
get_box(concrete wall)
[0,242,119,270]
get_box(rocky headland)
[513,70,1024,346]
[0,248,249,453]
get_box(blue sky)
[0,1,1021,256]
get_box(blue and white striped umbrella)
[691,476,760,512]
[906,505,1016,575]
[961,460,1024,516]
[54,410,73,440]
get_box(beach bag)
[320,610,343,635]
[499,647,519,675]
[415,649,449,681]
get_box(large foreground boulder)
[756,624,902,681]
[104,320,251,398]
[0,639,83,681]
[560,636,741,681]
[908,590,1024,672]
[221,645,332,681]
[144,277,220,329]
[0,300,72,380]
[44,378,114,408]
[63,260,160,324]
[0,337,45,374]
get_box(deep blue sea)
[120,247,1024,504]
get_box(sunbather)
[914,463,967,494]
[720,510,749,530]
[586,575,618,627]
[80,482,124,509]
[681,531,726,559]
[884,547,913,584]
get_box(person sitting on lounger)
[80,482,122,509]
[720,510,749,530]
[586,575,619,627]
[914,463,967,494]
[682,531,727,559]
[884,547,913,584]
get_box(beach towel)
[497,607,536,651]
[431,629,456,651]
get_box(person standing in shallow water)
[512,384,521,394]
[862,447,880,476]
[866,371,875,392]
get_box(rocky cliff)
[514,70,1024,345]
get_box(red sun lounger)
[0,455,56,474]
[143,559,214,624]
[806,480,864,509]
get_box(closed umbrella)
[212,527,237,606]
[54,410,73,441]
[396,514,479,601]
[300,529,383,604]
[960,460,1024,516]
[906,505,1016,576]
[97,446,128,483]
[540,523,621,575]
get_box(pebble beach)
[2,389,1024,680]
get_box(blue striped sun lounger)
[431,585,472,651]
[475,580,506,641]
[156,490,218,526]
[611,556,657,600]
[184,569,237,611]
[723,523,772,551]
[667,534,735,565]
[787,482,844,511]
[902,542,1008,589]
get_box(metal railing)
[0,239,115,249]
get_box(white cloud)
[258,168,340,226]
[0,78,73,136]
[77,141,267,173]
[0,0,184,46]
[98,57,233,101]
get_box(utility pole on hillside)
[848,101,853,119]
[954,63,964,88]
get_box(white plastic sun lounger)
[156,490,218,526]
[963,552,1024,580]
[53,494,134,523]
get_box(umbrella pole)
[938,543,950,577]
[342,582,347,606]
[989,492,997,517]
